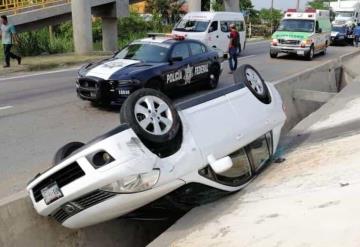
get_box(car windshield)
[332,26,346,33]
[335,12,354,18]
[174,19,210,32]
[115,43,169,63]
[277,19,315,32]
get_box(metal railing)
[0,0,71,14]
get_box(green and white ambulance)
[270,9,331,60]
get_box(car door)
[163,42,191,89]
[189,42,211,84]
[207,20,222,50]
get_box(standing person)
[0,15,21,68]
[228,23,239,74]
[354,24,360,47]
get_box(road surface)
[0,41,357,198]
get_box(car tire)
[270,51,278,58]
[120,88,181,143]
[206,64,220,89]
[236,64,271,104]
[306,46,314,61]
[53,142,85,166]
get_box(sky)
[252,0,308,10]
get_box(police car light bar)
[147,33,186,41]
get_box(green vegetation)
[3,12,172,59]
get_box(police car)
[27,65,286,229]
[76,35,222,106]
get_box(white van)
[172,12,246,55]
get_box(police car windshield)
[278,19,315,33]
[115,43,169,63]
[174,19,210,32]
[332,26,346,33]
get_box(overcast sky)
[252,0,308,10]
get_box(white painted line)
[238,55,256,60]
[0,67,81,82]
[221,55,257,65]
[0,106,13,111]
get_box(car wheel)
[306,46,314,61]
[270,51,278,58]
[206,64,220,89]
[236,64,271,104]
[53,142,85,166]
[120,88,181,143]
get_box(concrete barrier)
[0,192,171,247]
[1,50,359,247]
[274,50,360,134]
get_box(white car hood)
[86,59,140,80]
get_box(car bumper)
[62,179,184,229]
[270,45,310,56]
[76,77,136,104]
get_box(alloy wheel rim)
[245,68,265,95]
[134,96,173,135]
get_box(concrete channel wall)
[1,51,359,247]
[275,50,360,134]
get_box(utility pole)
[296,0,300,10]
[270,0,274,33]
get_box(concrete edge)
[273,49,360,85]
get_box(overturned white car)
[26,65,286,229]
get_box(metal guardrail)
[0,0,71,14]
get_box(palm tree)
[146,0,185,24]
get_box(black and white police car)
[76,35,222,106]
[27,65,286,229]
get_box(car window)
[221,21,229,32]
[115,43,169,63]
[249,135,270,171]
[190,43,204,56]
[171,43,190,59]
[219,148,251,179]
[209,21,218,32]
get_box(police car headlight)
[116,80,134,85]
[101,169,160,193]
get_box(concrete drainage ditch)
[0,50,359,247]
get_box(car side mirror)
[207,154,233,174]
[209,27,214,33]
[317,28,322,33]
[169,56,183,64]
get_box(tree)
[146,0,185,24]
[307,0,337,10]
[259,8,283,28]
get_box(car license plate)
[41,182,63,205]
[297,51,305,55]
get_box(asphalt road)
[0,41,357,198]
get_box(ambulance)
[270,9,331,60]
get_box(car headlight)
[101,169,160,193]
[109,80,141,86]
[338,35,345,39]
[86,150,115,168]
[271,39,278,46]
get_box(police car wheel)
[207,65,220,89]
[120,88,181,144]
[53,142,85,166]
[237,64,271,104]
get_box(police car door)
[165,43,190,88]
[189,42,211,84]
